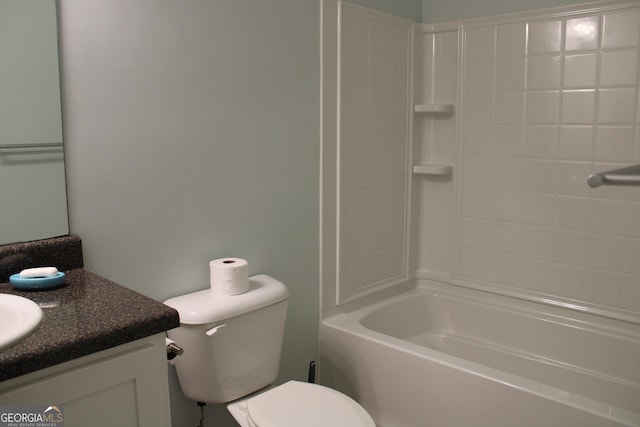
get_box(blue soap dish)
[9,272,66,290]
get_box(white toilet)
[164,274,375,427]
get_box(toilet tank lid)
[164,274,289,325]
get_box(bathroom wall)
[415,0,640,322]
[58,1,318,425]
[422,0,597,22]
[459,2,640,318]
[324,0,640,321]
[58,1,415,424]
[337,3,414,305]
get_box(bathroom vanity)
[0,236,179,427]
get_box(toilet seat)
[244,381,375,427]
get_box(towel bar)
[587,164,640,188]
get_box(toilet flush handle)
[205,324,226,336]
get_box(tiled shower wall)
[335,0,640,318]
[338,3,412,303]
[456,2,640,315]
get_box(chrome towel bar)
[587,164,640,188]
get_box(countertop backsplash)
[0,235,83,282]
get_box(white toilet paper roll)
[209,258,250,295]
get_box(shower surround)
[320,1,640,426]
[454,1,640,320]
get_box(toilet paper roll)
[209,258,250,295]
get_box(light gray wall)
[59,1,318,425]
[422,0,599,22]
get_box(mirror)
[0,0,69,245]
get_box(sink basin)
[0,294,43,350]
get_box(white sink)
[0,294,43,350]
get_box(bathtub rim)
[320,280,640,426]
[323,278,640,331]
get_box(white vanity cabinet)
[0,333,171,427]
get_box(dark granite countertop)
[0,268,179,381]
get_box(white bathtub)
[319,281,640,427]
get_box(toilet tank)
[164,274,289,403]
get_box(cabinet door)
[0,335,171,427]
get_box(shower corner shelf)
[414,103,454,114]
[413,163,453,176]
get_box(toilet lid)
[246,381,375,427]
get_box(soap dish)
[9,272,66,290]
